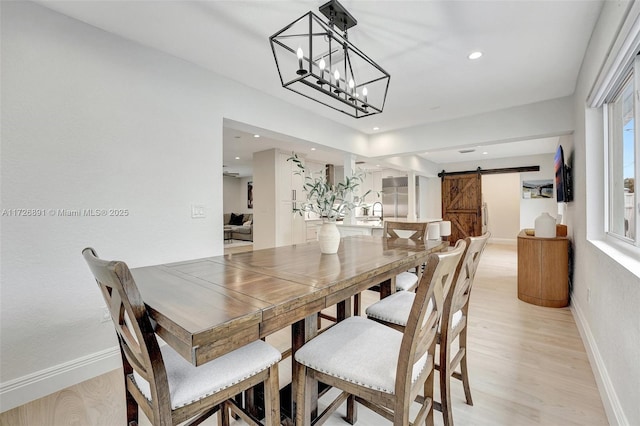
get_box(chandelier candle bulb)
[296,47,306,75]
[318,58,326,83]
[334,69,340,92]
[362,86,368,103]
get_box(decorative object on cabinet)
[534,212,556,238]
[517,230,569,307]
[556,224,568,236]
[269,0,390,118]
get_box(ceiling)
[38,0,603,176]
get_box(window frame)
[603,62,638,247]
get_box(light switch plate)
[191,205,206,218]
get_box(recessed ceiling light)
[482,152,488,155]
[376,164,380,167]
[311,147,316,151]
[468,51,483,60]
[373,127,379,131]
[235,156,240,160]
[253,134,260,138]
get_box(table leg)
[336,299,351,321]
[379,277,397,298]
[292,314,318,421]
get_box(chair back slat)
[99,283,150,375]
[394,240,466,400]
[384,221,428,240]
[448,233,490,318]
[82,248,172,424]
[413,313,438,361]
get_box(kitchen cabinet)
[276,152,306,247]
[306,219,322,242]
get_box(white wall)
[571,1,640,424]
[2,1,226,397]
[223,176,242,214]
[222,176,253,215]
[0,2,366,410]
[482,174,520,242]
[252,149,277,250]
[519,154,558,229]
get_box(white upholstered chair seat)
[295,316,429,395]
[395,271,419,291]
[366,292,463,330]
[133,340,281,409]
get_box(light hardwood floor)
[0,243,609,425]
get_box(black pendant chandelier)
[269,0,390,119]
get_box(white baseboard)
[0,346,120,413]
[571,301,629,425]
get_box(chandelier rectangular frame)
[269,3,390,119]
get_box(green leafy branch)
[288,153,376,221]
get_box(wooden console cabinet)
[517,230,569,308]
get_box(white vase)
[318,221,341,254]
[534,212,556,238]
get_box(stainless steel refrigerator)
[382,176,419,218]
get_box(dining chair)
[294,240,466,426]
[365,233,490,426]
[348,221,430,319]
[384,221,430,292]
[82,248,281,426]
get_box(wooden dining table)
[130,235,448,421]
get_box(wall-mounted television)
[554,145,572,202]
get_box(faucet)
[372,201,383,219]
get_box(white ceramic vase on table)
[318,220,341,254]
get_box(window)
[605,57,638,245]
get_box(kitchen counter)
[305,217,443,239]
[336,222,384,237]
